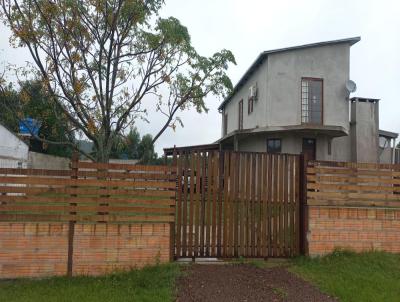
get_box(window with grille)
[223,113,228,136]
[267,138,281,153]
[248,97,253,114]
[238,99,243,130]
[301,78,323,124]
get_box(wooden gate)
[172,150,301,258]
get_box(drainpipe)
[392,138,397,164]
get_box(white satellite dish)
[345,80,357,94]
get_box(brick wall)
[0,222,171,279]
[307,206,400,256]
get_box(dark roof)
[379,129,398,139]
[218,37,361,110]
[350,97,380,103]
[164,143,220,156]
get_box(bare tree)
[0,0,235,162]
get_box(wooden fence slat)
[188,151,195,258]
[250,154,256,257]
[233,153,239,257]
[0,204,175,214]
[176,153,183,258]
[75,161,175,172]
[257,153,263,257]
[0,213,175,223]
[211,152,218,257]
[0,195,175,206]
[194,152,201,257]
[0,176,177,189]
[283,155,289,257]
[223,152,229,257]
[182,152,189,257]
[205,152,213,257]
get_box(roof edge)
[218,36,361,111]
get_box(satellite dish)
[345,80,357,94]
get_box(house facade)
[218,37,398,163]
[0,123,29,168]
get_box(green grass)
[291,250,400,302]
[0,263,181,302]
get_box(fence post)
[67,152,79,277]
[299,153,309,256]
[170,148,177,261]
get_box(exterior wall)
[0,124,29,168]
[330,136,352,162]
[236,133,339,161]
[379,146,393,164]
[222,59,268,135]
[0,222,171,279]
[307,206,400,256]
[28,152,71,170]
[266,43,350,131]
[222,43,351,136]
[350,101,379,163]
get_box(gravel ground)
[176,264,337,302]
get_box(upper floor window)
[223,113,228,136]
[301,78,323,124]
[238,99,243,130]
[267,138,281,153]
[248,97,254,114]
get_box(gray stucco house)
[217,37,398,163]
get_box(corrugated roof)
[218,36,361,110]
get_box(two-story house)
[217,37,398,163]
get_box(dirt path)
[176,264,337,302]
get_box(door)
[302,138,316,160]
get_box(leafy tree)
[0,80,75,157]
[137,133,156,164]
[121,127,141,159]
[0,0,235,162]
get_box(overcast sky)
[1,0,399,154]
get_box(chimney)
[350,97,379,163]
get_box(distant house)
[0,123,29,168]
[217,37,398,163]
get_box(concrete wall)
[222,42,352,136]
[378,137,395,164]
[267,43,350,130]
[236,133,338,161]
[0,124,29,168]
[0,222,171,279]
[28,152,70,170]
[350,101,379,163]
[223,58,269,135]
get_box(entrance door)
[302,138,316,160]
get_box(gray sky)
[1,0,400,154]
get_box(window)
[223,113,228,136]
[301,78,323,124]
[238,99,243,130]
[328,139,332,155]
[248,97,253,114]
[267,139,281,153]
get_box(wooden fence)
[307,160,400,207]
[0,161,176,223]
[0,160,176,277]
[173,150,301,259]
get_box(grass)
[0,263,181,302]
[291,250,400,302]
